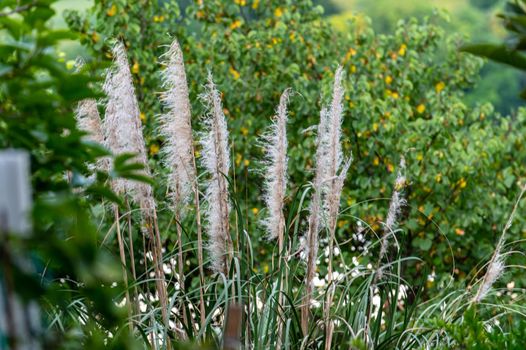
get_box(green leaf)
[461,44,526,70]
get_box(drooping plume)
[102,42,155,214]
[378,157,407,262]
[200,73,232,274]
[261,89,290,241]
[473,185,526,303]
[159,39,196,211]
[322,66,350,233]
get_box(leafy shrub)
[66,0,526,286]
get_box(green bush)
[65,0,526,287]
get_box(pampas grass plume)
[159,39,196,211]
[102,42,155,213]
[200,73,232,274]
[262,88,290,241]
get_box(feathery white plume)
[473,185,526,302]
[159,39,196,212]
[200,73,232,274]
[261,89,290,241]
[378,157,407,262]
[301,105,330,334]
[322,66,350,232]
[102,42,155,214]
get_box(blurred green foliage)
[64,0,526,288]
[0,0,146,347]
[463,0,526,98]
[326,0,526,115]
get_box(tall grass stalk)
[377,157,407,275]
[321,66,351,350]
[301,106,330,335]
[472,185,526,303]
[102,42,170,341]
[200,73,232,276]
[261,89,290,347]
[159,38,201,332]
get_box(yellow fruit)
[274,7,283,17]
[416,104,426,114]
[106,4,117,17]
[230,19,242,30]
[398,44,407,56]
[384,75,393,84]
[149,144,159,156]
[229,66,240,80]
[132,61,139,74]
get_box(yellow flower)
[289,31,296,41]
[244,159,250,166]
[132,61,139,74]
[435,81,445,93]
[416,152,423,161]
[398,44,407,56]
[149,144,159,156]
[140,112,146,122]
[435,173,442,183]
[373,157,380,166]
[252,0,260,9]
[263,264,269,273]
[235,153,242,166]
[384,75,393,85]
[153,15,165,23]
[458,178,467,189]
[230,19,242,30]
[229,66,240,80]
[240,127,249,136]
[274,7,283,17]
[387,163,394,173]
[416,104,426,114]
[91,32,100,43]
[252,207,259,215]
[391,91,399,99]
[372,123,379,132]
[106,4,117,17]
[234,0,246,5]
[195,150,201,158]
[350,65,357,73]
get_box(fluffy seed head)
[261,89,290,241]
[102,42,155,213]
[159,39,196,213]
[199,73,232,274]
[378,157,407,261]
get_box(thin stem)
[114,204,132,331]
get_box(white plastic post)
[0,149,40,350]
[0,150,31,235]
